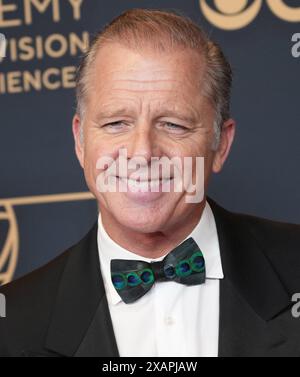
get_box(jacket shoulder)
[235,211,300,251]
[0,246,70,356]
[232,210,300,293]
[0,223,96,356]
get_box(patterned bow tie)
[110,237,206,304]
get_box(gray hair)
[75,8,233,149]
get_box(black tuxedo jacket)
[0,198,300,357]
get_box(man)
[0,9,299,357]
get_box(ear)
[212,118,236,173]
[72,114,84,169]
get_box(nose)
[126,127,157,163]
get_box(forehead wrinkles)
[111,79,183,93]
[87,45,206,104]
[91,76,203,109]
[91,95,203,124]
[96,67,196,93]
[90,73,199,110]
[94,55,204,88]
[89,70,204,118]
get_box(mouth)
[116,176,174,190]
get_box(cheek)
[190,150,214,186]
[173,141,211,162]
[167,138,213,176]
[84,136,126,183]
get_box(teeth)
[118,177,171,191]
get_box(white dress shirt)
[97,201,224,357]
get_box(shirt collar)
[97,201,224,306]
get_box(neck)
[99,200,206,259]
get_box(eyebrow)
[156,109,199,124]
[94,107,132,121]
[93,106,200,124]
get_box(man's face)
[73,43,235,233]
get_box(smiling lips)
[116,176,174,192]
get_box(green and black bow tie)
[110,237,206,304]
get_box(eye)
[103,121,127,132]
[164,122,188,132]
[104,121,123,128]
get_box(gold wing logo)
[200,0,300,30]
[0,192,94,285]
[0,203,19,286]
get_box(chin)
[115,208,168,233]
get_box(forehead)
[90,43,206,96]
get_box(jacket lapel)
[74,295,119,357]
[208,198,294,357]
[44,223,119,357]
[218,277,289,357]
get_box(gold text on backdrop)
[0,0,83,27]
